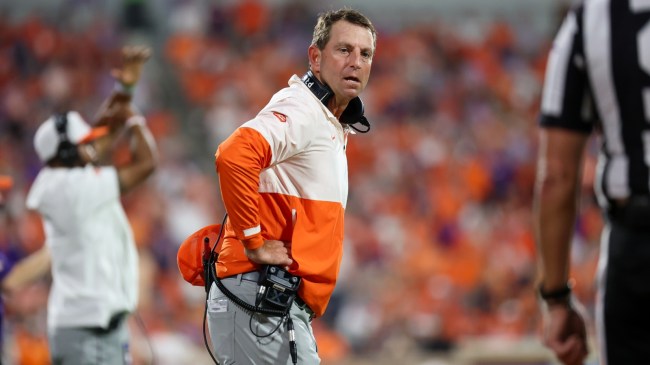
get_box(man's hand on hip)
[245,240,293,267]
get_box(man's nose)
[348,50,362,69]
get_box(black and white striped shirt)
[540,0,650,203]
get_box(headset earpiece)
[54,112,80,166]
[340,97,370,133]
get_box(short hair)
[311,8,377,51]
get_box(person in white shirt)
[26,46,157,365]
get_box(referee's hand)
[543,301,589,365]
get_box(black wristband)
[539,283,572,303]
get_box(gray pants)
[207,273,320,365]
[49,314,131,365]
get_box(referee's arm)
[533,126,589,293]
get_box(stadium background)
[0,0,602,364]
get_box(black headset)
[53,112,80,166]
[301,70,371,133]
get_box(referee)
[534,1,650,364]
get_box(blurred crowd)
[0,1,602,364]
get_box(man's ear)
[308,45,321,73]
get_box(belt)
[295,296,314,317]
[238,271,260,282]
[222,271,260,282]
[608,196,650,232]
[84,311,128,334]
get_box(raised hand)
[111,45,151,87]
[94,46,150,129]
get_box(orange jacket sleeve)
[215,127,272,250]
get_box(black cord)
[202,214,228,365]
[202,213,298,364]
[133,311,157,365]
[212,270,288,317]
[249,311,286,339]
[203,302,220,364]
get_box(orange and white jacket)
[215,75,350,317]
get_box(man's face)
[312,20,374,104]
